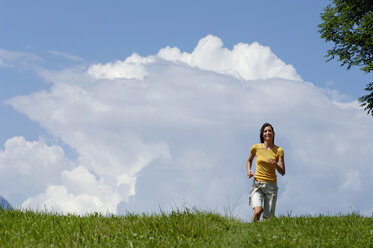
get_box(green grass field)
[0,209,372,247]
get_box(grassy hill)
[0,209,372,247]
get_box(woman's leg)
[262,183,278,218]
[250,181,264,222]
[252,206,263,222]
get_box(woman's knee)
[253,206,263,215]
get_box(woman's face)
[262,126,274,142]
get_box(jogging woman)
[246,123,285,222]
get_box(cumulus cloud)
[157,35,301,81]
[3,35,373,218]
[87,53,155,80]
[0,136,74,206]
[22,166,121,214]
[87,35,301,82]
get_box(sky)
[0,1,372,219]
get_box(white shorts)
[249,180,278,218]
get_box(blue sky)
[1,1,370,92]
[1,0,370,142]
[1,1,372,218]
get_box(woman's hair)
[260,123,275,143]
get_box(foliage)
[359,82,373,115]
[0,209,372,247]
[318,0,373,115]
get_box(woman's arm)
[246,153,255,178]
[276,156,285,176]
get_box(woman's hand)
[247,170,254,178]
[247,153,255,179]
[268,158,285,176]
[267,158,276,164]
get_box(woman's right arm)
[246,153,255,178]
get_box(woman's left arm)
[276,156,285,176]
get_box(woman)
[246,123,285,222]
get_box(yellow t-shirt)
[250,143,284,183]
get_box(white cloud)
[22,185,114,215]
[341,170,361,191]
[87,53,155,80]
[4,35,373,218]
[22,166,122,214]
[159,35,302,81]
[0,48,42,68]
[49,50,84,62]
[87,35,301,82]
[0,136,74,206]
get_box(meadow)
[0,209,372,247]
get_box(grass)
[0,209,372,247]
